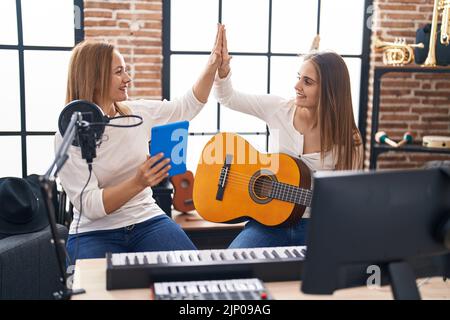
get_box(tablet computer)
[149,120,189,177]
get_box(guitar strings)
[222,170,312,196]
[222,178,312,204]
[221,172,312,203]
[213,165,312,201]
[221,168,310,190]
[224,171,311,196]
[223,173,276,189]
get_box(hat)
[0,174,49,238]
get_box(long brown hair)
[66,40,129,115]
[303,51,362,170]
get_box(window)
[163,0,372,173]
[0,0,83,177]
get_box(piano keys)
[106,246,306,290]
[153,278,271,300]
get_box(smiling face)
[294,60,320,110]
[109,50,132,103]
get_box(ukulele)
[170,171,195,213]
[193,133,312,226]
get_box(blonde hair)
[66,40,130,115]
[302,51,363,170]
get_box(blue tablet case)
[149,120,189,177]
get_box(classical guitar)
[193,133,312,226]
[170,171,195,213]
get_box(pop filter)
[58,100,108,147]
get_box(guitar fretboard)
[269,181,312,207]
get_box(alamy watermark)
[74,5,82,30]
[366,4,381,31]
[66,264,75,289]
[366,264,382,289]
[167,129,282,174]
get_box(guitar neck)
[269,181,312,207]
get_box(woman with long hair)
[214,28,363,248]
[56,25,225,264]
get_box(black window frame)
[0,0,84,177]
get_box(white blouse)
[214,72,339,218]
[55,89,205,234]
[214,72,338,170]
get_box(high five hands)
[209,24,232,79]
[218,24,232,79]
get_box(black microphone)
[58,100,107,165]
[58,100,144,166]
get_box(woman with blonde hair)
[56,25,225,263]
[214,28,363,248]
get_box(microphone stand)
[39,112,86,300]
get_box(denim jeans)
[66,214,196,264]
[228,218,309,249]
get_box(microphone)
[58,100,107,165]
[58,100,144,166]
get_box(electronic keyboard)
[106,246,306,290]
[153,278,272,300]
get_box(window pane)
[0,0,18,45]
[27,136,54,175]
[170,55,217,133]
[0,137,22,177]
[25,50,72,132]
[320,0,365,55]
[220,56,268,132]
[222,0,269,53]
[187,135,213,174]
[243,134,267,153]
[21,0,75,47]
[343,58,362,125]
[271,0,318,54]
[270,56,303,99]
[0,50,21,131]
[171,0,218,51]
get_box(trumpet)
[374,37,424,66]
[424,0,450,66]
[441,0,450,45]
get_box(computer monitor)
[302,167,450,299]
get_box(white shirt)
[55,89,204,234]
[214,72,338,170]
[214,73,338,218]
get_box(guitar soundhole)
[180,180,190,189]
[253,175,274,199]
[249,170,276,205]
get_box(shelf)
[373,143,450,155]
[374,65,450,73]
[369,66,450,169]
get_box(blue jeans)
[228,218,309,249]
[66,214,196,264]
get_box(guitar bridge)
[216,154,233,201]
